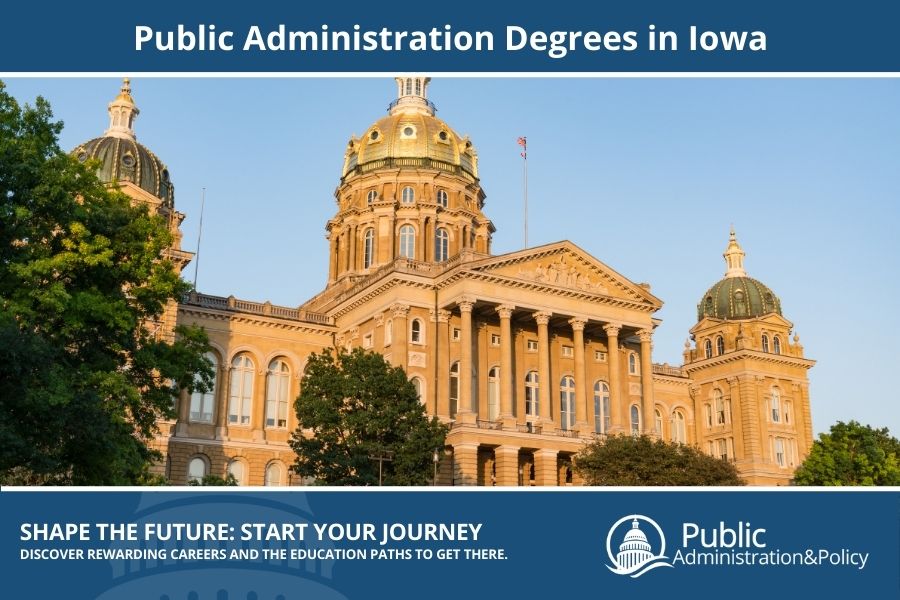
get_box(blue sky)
[4,77,899,436]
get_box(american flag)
[517,136,527,159]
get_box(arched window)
[630,405,641,435]
[771,387,781,422]
[716,335,725,356]
[399,224,415,258]
[266,359,290,429]
[187,456,208,484]
[384,319,393,345]
[435,227,449,262]
[449,362,460,418]
[560,376,576,430]
[366,189,376,205]
[227,460,246,486]
[264,462,283,487]
[410,318,423,344]
[411,377,424,404]
[654,409,663,436]
[190,351,217,423]
[704,339,713,359]
[593,381,610,434]
[487,367,500,421]
[401,186,415,204]
[628,352,638,375]
[229,355,254,425]
[525,371,539,417]
[773,336,782,355]
[762,334,770,353]
[672,410,686,443]
[713,389,726,425]
[363,228,374,269]
[436,189,448,208]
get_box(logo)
[606,514,674,578]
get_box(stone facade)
[78,78,815,487]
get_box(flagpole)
[192,187,205,291]
[523,145,528,249]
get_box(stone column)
[739,375,762,460]
[435,309,451,419]
[215,363,230,440]
[457,297,477,424]
[638,329,655,435]
[374,314,385,350]
[533,449,559,486]
[728,377,745,458]
[496,304,516,428]
[251,366,267,441]
[603,323,623,433]
[534,311,553,426]
[175,388,190,436]
[453,443,479,486]
[327,232,337,283]
[799,383,814,454]
[570,318,588,433]
[391,304,409,369]
[348,225,357,272]
[494,445,520,486]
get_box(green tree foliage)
[0,81,212,485]
[574,434,744,486]
[189,473,238,487]
[290,348,447,486]
[793,421,900,486]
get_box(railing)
[343,156,477,183]
[387,98,437,114]
[551,429,581,439]
[652,363,686,377]
[184,292,334,326]
[476,420,503,430]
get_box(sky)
[4,76,899,436]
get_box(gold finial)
[723,226,747,278]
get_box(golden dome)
[341,77,478,182]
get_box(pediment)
[468,241,661,308]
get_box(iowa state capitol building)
[74,78,816,486]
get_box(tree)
[793,421,900,486]
[0,81,212,485]
[574,434,744,486]
[290,348,448,485]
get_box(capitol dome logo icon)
[605,514,674,578]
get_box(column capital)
[534,311,552,326]
[602,322,622,337]
[390,303,410,318]
[458,296,476,313]
[496,304,515,319]
[348,326,360,341]
[430,308,452,323]
[638,328,653,343]
[568,317,587,331]
[374,314,385,327]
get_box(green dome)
[698,276,782,321]
[73,136,174,206]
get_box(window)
[363,333,373,349]
[437,189,448,208]
[773,336,782,355]
[401,186,415,204]
[771,387,781,423]
[410,318,423,344]
[526,339,538,352]
[266,359,290,429]
[672,410,686,443]
[227,460,246,486]
[490,333,500,346]
[405,78,412,95]
[628,352,638,375]
[187,456,208,484]
[654,409,663,436]
[399,224,415,258]
[366,189,377,205]
[435,227,449,262]
[449,362,460,418]
[560,376,576,430]
[561,345,574,358]
[704,403,713,428]
[593,381,610,434]
[717,438,729,461]
[630,405,641,435]
[594,350,607,362]
[716,335,725,356]
[384,319,393,345]
[189,351,217,423]
[714,389,726,425]
[487,367,500,421]
[265,462,283,487]
[451,328,461,342]
[762,334,770,353]
[525,371,539,417]
[784,401,791,424]
[229,355,254,425]
[704,339,713,359]
[411,377,424,404]
[363,228,374,269]
[774,438,785,467]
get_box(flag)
[517,136,527,158]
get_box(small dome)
[341,77,478,182]
[698,275,782,321]
[71,79,174,206]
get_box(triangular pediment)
[467,241,662,308]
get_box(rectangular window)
[594,350,607,362]
[452,328,461,342]
[775,438,785,467]
[705,404,713,428]
[363,333,373,349]
[717,438,729,461]
[526,339,538,352]
[490,333,500,346]
[561,345,574,358]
